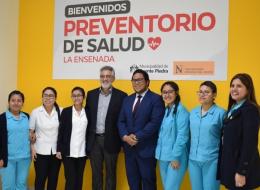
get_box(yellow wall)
[18,0,260,189]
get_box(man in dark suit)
[85,66,127,190]
[118,69,165,190]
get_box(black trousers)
[34,154,61,190]
[90,135,118,190]
[63,156,87,190]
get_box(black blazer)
[0,112,29,167]
[85,87,127,154]
[218,101,260,189]
[57,106,88,157]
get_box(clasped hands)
[123,134,138,146]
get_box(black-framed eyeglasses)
[196,91,211,96]
[43,94,55,99]
[162,90,175,95]
[100,75,113,79]
[131,78,145,83]
[71,94,83,98]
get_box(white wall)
[0,0,19,113]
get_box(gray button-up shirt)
[96,88,112,134]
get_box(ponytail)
[54,102,61,121]
[173,94,180,115]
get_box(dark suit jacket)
[85,87,127,154]
[118,90,165,158]
[218,101,260,189]
[0,112,29,167]
[57,106,88,157]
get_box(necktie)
[133,95,142,116]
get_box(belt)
[95,133,105,137]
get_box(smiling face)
[9,94,24,114]
[71,89,84,107]
[161,84,177,106]
[197,85,216,105]
[131,73,149,94]
[230,78,248,103]
[42,89,56,108]
[100,69,115,90]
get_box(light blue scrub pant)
[0,158,31,190]
[159,155,188,190]
[188,158,220,190]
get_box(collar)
[99,87,113,96]
[39,105,56,116]
[72,106,85,116]
[228,99,246,116]
[135,89,148,98]
[6,110,27,120]
[233,99,246,109]
[206,104,217,114]
[167,103,175,110]
[195,104,217,116]
[166,104,176,114]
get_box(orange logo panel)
[173,61,214,75]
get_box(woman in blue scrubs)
[0,90,31,190]
[156,81,189,190]
[189,81,225,190]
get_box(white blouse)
[30,105,61,155]
[69,106,88,158]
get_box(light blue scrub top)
[6,111,30,160]
[189,104,225,162]
[155,103,190,162]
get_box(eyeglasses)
[100,75,113,79]
[71,94,83,98]
[197,91,211,96]
[131,78,145,84]
[43,94,55,99]
[162,90,175,95]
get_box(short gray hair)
[100,66,115,77]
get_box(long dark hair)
[42,87,61,121]
[161,81,180,115]
[228,73,259,111]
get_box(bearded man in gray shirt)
[85,66,127,190]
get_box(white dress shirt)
[69,106,88,158]
[29,105,61,155]
[132,90,148,111]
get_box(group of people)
[0,66,259,190]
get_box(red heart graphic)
[147,37,161,50]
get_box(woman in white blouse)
[30,87,62,190]
[56,86,88,190]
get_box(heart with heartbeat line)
[147,37,161,50]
